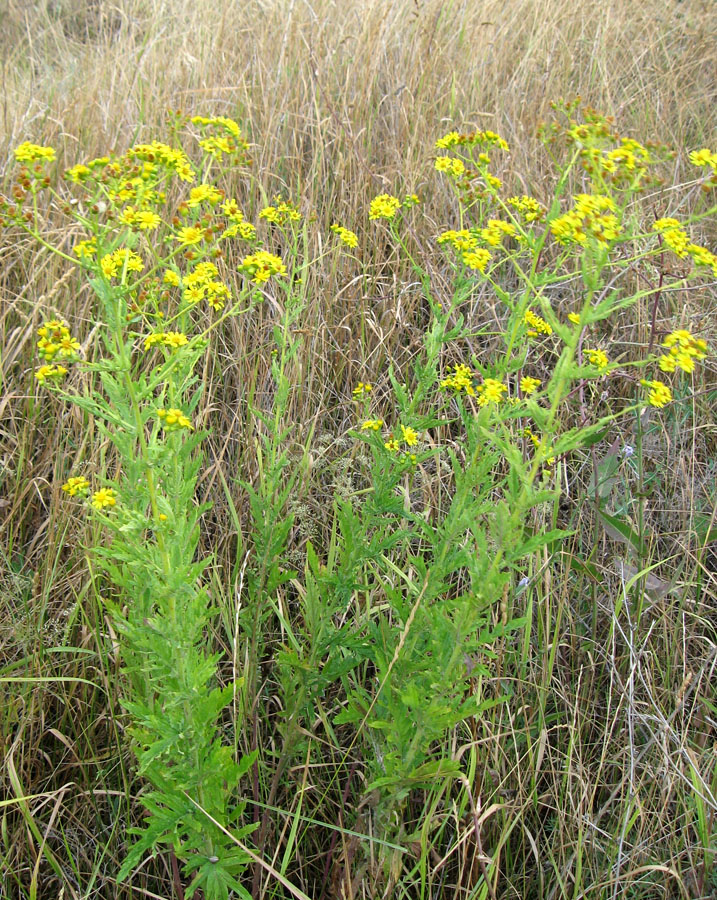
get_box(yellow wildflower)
[384,439,400,452]
[239,251,286,283]
[352,382,372,397]
[175,226,204,245]
[585,348,609,371]
[187,184,222,208]
[462,248,491,272]
[369,194,401,220]
[91,488,117,510]
[478,378,507,405]
[435,156,465,177]
[157,408,193,431]
[34,364,67,384]
[330,224,359,248]
[520,376,541,396]
[400,425,418,446]
[641,380,672,408]
[524,309,552,337]
[361,419,384,431]
[62,476,90,497]
[14,142,56,163]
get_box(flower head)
[157,407,193,431]
[369,194,401,220]
[641,379,672,408]
[91,488,117,510]
[62,476,90,497]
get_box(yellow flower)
[688,148,717,169]
[65,163,91,183]
[520,376,541,396]
[352,382,372,397]
[641,379,672,408]
[507,195,546,223]
[62,476,90,497]
[157,408,193,431]
[187,184,222,208]
[369,194,401,220]
[585,348,609,371]
[14,142,56,163]
[73,238,97,260]
[134,210,161,230]
[462,248,491,272]
[524,309,552,336]
[400,425,418,446]
[479,378,507,405]
[163,269,181,286]
[361,419,384,431]
[239,251,286,283]
[435,156,465,177]
[567,312,582,325]
[440,363,476,395]
[34,364,67,384]
[162,331,189,350]
[175,226,204,245]
[437,229,478,252]
[384,439,400,452]
[91,488,117,510]
[330,224,359,248]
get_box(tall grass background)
[1,0,716,897]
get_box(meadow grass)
[1,1,716,898]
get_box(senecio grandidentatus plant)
[5,98,715,894]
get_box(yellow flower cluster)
[352,382,372,397]
[652,219,717,275]
[520,376,541,396]
[91,488,118,510]
[440,363,477,395]
[437,230,478,252]
[585,348,609,371]
[239,251,286,284]
[437,231,492,272]
[331,224,359,248]
[507,195,547,223]
[641,380,672,408]
[480,219,518,246]
[221,200,257,241]
[550,194,621,245]
[478,378,508,406]
[175,225,205,246]
[36,320,80,363]
[73,237,97,260]
[35,364,68,384]
[64,163,91,183]
[119,207,161,230]
[435,130,510,152]
[689,148,717,187]
[260,199,302,226]
[524,309,552,336]
[369,194,402,220]
[192,115,249,159]
[658,329,708,374]
[126,141,195,182]
[361,419,384,431]
[144,331,189,351]
[435,156,466,177]
[462,249,491,272]
[179,261,230,310]
[61,476,90,497]
[191,114,242,139]
[101,248,144,279]
[188,184,222,208]
[157,408,193,431]
[384,425,419,461]
[14,142,56,163]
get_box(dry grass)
[1,0,716,898]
